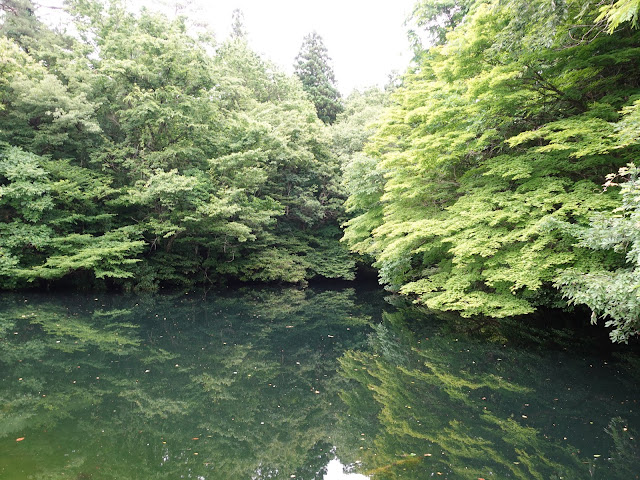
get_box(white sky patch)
[199,0,417,94]
[34,0,417,95]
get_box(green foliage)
[596,0,640,33]
[334,89,390,265]
[553,164,640,343]
[0,0,355,290]
[408,0,473,48]
[0,0,61,54]
[0,36,100,162]
[294,31,343,124]
[343,0,640,323]
[0,145,145,288]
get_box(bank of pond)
[0,286,639,479]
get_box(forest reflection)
[1,288,639,479]
[338,305,640,479]
[0,288,379,479]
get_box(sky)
[37,0,418,95]
[191,0,418,94]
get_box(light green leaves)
[596,0,640,33]
[341,0,640,325]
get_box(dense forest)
[0,0,359,290]
[1,0,640,342]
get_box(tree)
[0,0,39,52]
[331,89,389,270]
[230,8,246,39]
[293,31,343,124]
[0,144,145,288]
[596,0,640,33]
[342,0,640,319]
[0,0,354,291]
[0,35,101,164]
[406,0,473,50]
[553,164,640,343]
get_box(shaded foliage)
[0,0,355,290]
[554,163,640,343]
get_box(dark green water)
[1,287,639,479]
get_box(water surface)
[1,287,639,479]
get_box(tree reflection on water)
[0,289,639,479]
[337,304,640,479]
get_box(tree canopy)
[341,0,640,341]
[0,0,355,291]
[2,0,640,342]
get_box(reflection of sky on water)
[324,459,368,480]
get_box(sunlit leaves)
[596,0,640,33]
[342,0,640,321]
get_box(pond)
[1,286,639,479]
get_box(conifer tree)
[293,31,343,124]
[0,0,48,53]
[230,8,246,39]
